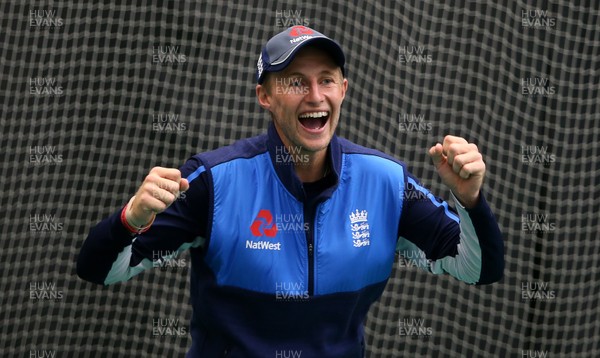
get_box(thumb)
[428,143,445,168]
[180,178,189,192]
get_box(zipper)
[305,214,315,296]
[305,204,320,296]
[304,203,317,296]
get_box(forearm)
[77,158,211,286]
[431,193,504,285]
[459,193,504,285]
[77,209,134,285]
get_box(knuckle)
[146,173,159,183]
[155,179,167,190]
[141,181,155,193]
[156,201,168,212]
[168,181,179,192]
[453,155,465,166]
[155,178,174,192]
[140,192,155,207]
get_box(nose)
[304,80,324,104]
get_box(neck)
[295,149,328,183]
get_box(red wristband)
[120,203,155,234]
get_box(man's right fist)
[125,167,189,228]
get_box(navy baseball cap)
[256,25,345,84]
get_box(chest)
[205,173,401,296]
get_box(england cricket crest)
[349,209,370,248]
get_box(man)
[77,25,504,357]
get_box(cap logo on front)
[289,25,314,37]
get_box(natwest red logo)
[250,209,278,237]
[289,25,313,37]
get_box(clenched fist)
[125,167,189,228]
[428,135,485,208]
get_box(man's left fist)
[428,135,485,208]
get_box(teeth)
[298,111,328,119]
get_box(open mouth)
[298,111,329,131]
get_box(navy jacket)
[77,122,504,357]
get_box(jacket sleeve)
[76,157,210,285]
[397,172,504,285]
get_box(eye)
[321,78,335,85]
[291,79,303,87]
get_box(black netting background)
[1,1,598,357]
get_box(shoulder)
[190,133,268,169]
[178,133,268,184]
[337,136,407,173]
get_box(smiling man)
[257,45,347,183]
[77,26,504,357]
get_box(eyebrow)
[283,70,338,78]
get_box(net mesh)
[1,1,599,357]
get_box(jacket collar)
[266,121,341,202]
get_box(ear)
[256,84,271,111]
[341,78,348,101]
[340,78,348,101]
